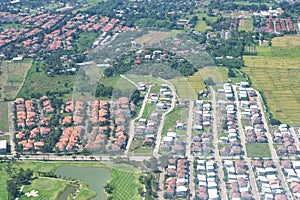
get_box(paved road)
[185,101,195,199]
[210,86,228,200]
[232,86,260,200]
[7,101,15,154]
[125,85,152,155]
[256,90,293,199]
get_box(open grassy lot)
[243,36,300,125]
[0,102,8,132]
[136,31,170,46]
[18,61,75,100]
[0,59,33,100]
[238,19,253,32]
[162,107,188,135]
[20,178,68,200]
[75,32,99,53]
[272,35,300,47]
[141,103,156,119]
[246,143,271,158]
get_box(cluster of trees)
[6,162,33,200]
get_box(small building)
[0,140,7,153]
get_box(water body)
[55,166,112,200]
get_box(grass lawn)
[238,19,253,32]
[0,102,8,132]
[243,36,300,125]
[0,59,33,100]
[20,177,68,200]
[75,32,99,53]
[162,107,188,135]
[133,147,153,155]
[0,163,9,199]
[150,85,161,93]
[141,103,156,119]
[108,168,142,200]
[18,61,76,100]
[246,144,271,158]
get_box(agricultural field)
[246,144,271,158]
[0,102,8,132]
[243,35,300,125]
[238,19,253,32]
[0,59,33,101]
[18,61,76,100]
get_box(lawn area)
[238,19,253,32]
[108,168,142,200]
[246,144,271,158]
[243,36,300,125]
[162,107,188,135]
[75,32,99,53]
[141,103,156,119]
[0,163,9,198]
[0,59,33,100]
[18,61,76,100]
[0,102,8,132]
[20,177,68,200]
[133,147,153,155]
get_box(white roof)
[0,140,6,149]
[176,186,187,192]
[177,178,188,183]
[197,174,206,181]
[167,132,176,138]
[198,181,207,186]
[207,181,217,187]
[163,136,173,142]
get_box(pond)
[55,166,112,200]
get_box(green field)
[238,19,253,32]
[75,32,99,53]
[18,61,76,100]
[162,107,188,135]
[108,168,142,200]
[243,35,300,125]
[0,59,33,100]
[20,178,68,200]
[141,103,156,119]
[0,102,8,132]
[246,143,271,158]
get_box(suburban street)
[210,86,228,200]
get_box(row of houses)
[164,158,189,199]
[218,86,244,156]
[195,159,220,200]
[281,160,300,199]
[161,132,186,155]
[223,160,254,199]
[272,124,298,156]
[252,159,288,199]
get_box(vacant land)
[18,61,76,100]
[246,143,271,158]
[163,107,188,135]
[0,59,33,100]
[141,103,156,119]
[238,19,253,32]
[243,35,300,125]
[75,32,99,53]
[0,102,8,132]
[136,31,170,46]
